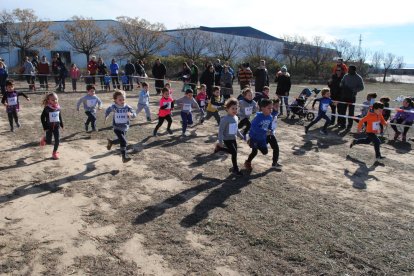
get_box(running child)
[238,87,257,138]
[269,98,281,167]
[204,86,223,125]
[214,98,244,175]
[165,82,173,97]
[350,102,387,160]
[76,84,103,132]
[379,96,391,135]
[195,84,207,123]
[121,72,129,91]
[175,88,201,136]
[136,81,152,122]
[40,92,63,160]
[104,74,112,91]
[244,98,279,170]
[105,90,136,163]
[1,80,30,132]
[355,93,377,122]
[153,87,174,136]
[390,97,414,142]
[305,88,334,135]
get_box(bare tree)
[171,26,211,61]
[382,53,404,83]
[0,9,54,62]
[111,16,167,60]
[370,51,383,73]
[282,34,308,72]
[330,39,357,63]
[242,38,272,60]
[208,34,242,62]
[306,36,335,77]
[62,16,108,64]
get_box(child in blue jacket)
[305,88,334,135]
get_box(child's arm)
[311,98,320,109]
[97,97,103,110]
[104,106,113,125]
[76,96,83,111]
[192,98,201,111]
[1,94,6,105]
[59,112,64,129]
[357,116,367,132]
[40,109,48,130]
[18,92,30,101]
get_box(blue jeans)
[181,111,193,133]
[85,111,97,130]
[307,112,331,130]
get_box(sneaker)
[153,130,158,137]
[320,129,328,135]
[122,154,131,163]
[393,131,401,141]
[52,151,59,160]
[147,117,152,122]
[182,132,187,137]
[40,136,46,146]
[349,140,356,148]
[106,139,113,150]
[272,162,282,168]
[244,160,253,171]
[16,122,21,128]
[167,129,173,135]
[304,126,309,134]
[402,135,407,142]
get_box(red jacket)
[87,60,98,75]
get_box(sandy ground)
[0,84,413,275]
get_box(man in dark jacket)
[152,58,167,95]
[253,60,269,93]
[337,65,364,129]
[125,60,135,91]
[189,59,199,91]
[214,59,223,86]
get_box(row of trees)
[0,9,405,82]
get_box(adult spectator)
[134,59,146,86]
[337,65,364,129]
[253,60,269,93]
[0,60,8,95]
[238,62,253,90]
[189,59,199,91]
[179,62,191,92]
[214,59,223,86]
[220,65,233,99]
[109,58,120,90]
[332,58,348,74]
[57,62,68,92]
[23,56,35,91]
[51,55,61,88]
[37,56,50,90]
[275,65,292,116]
[87,56,98,84]
[152,58,166,95]
[125,60,135,91]
[97,57,108,90]
[199,64,215,98]
[327,67,345,125]
[32,55,39,71]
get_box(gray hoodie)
[105,103,136,131]
[175,96,200,113]
[218,114,244,144]
[238,98,257,120]
[76,94,103,113]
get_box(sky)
[2,0,414,66]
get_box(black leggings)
[247,135,279,163]
[85,111,97,129]
[391,118,412,136]
[354,133,381,158]
[218,140,238,170]
[7,111,18,128]
[154,115,172,132]
[46,126,60,152]
[112,129,127,152]
[238,118,251,136]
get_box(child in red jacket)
[153,87,174,136]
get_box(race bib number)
[183,104,191,111]
[114,112,128,124]
[200,100,205,107]
[164,102,171,109]
[49,111,60,123]
[372,121,380,131]
[228,123,237,135]
[245,106,253,116]
[8,96,18,106]
[86,99,97,107]
[322,103,329,112]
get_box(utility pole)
[357,34,362,59]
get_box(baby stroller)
[289,88,320,121]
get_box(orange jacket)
[358,111,387,134]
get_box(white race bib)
[272,116,278,131]
[228,123,237,135]
[49,111,60,123]
[245,106,253,116]
[183,104,191,111]
[322,103,329,112]
[86,99,97,107]
[200,100,205,107]
[8,96,18,106]
[164,102,171,109]
[372,121,380,131]
[114,112,128,124]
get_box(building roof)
[165,26,283,42]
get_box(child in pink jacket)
[70,64,81,92]
[153,87,174,136]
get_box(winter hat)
[281,65,287,72]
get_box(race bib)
[372,121,380,131]
[86,99,97,107]
[272,116,278,130]
[164,102,171,109]
[228,123,237,135]
[8,96,18,106]
[322,103,329,112]
[245,106,253,116]
[200,100,205,107]
[114,112,128,124]
[49,111,60,123]
[183,104,191,111]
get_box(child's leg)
[322,114,331,130]
[154,116,165,134]
[7,112,14,129]
[45,129,53,145]
[188,112,193,125]
[12,111,19,125]
[136,104,144,116]
[306,114,322,130]
[267,135,279,164]
[85,111,92,128]
[390,118,399,133]
[223,140,239,171]
[52,127,60,152]
[166,115,173,130]
[144,105,151,120]
[90,112,97,130]
[181,111,188,133]
[246,148,259,162]
[114,129,127,153]
[204,111,212,121]
[402,122,412,136]
[367,133,382,158]
[213,112,220,125]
